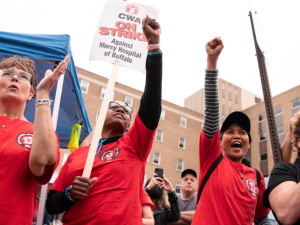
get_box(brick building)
[243,85,300,176]
[184,78,262,125]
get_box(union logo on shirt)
[245,179,259,198]
[17,133,33,150]
[100,147,120,161]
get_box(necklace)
[0,116,14,129]
[230,161,245,179]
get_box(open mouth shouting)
[231,141,242,152]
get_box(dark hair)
[220,123,252,144]
[242,158,251,167]
[0,56,38,98]
[144,178,170,210]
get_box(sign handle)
[82,64,119,178]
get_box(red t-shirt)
[0,116,60,225]
[50,114,156,225]
[141,188,155,212]
[192,129,270,225]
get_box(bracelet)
[35,99,53,107]
[147,44,160,50]
[65,185,75,202]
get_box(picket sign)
[83,0,158,177]
[82,64,119,178]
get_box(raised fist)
[142,15,161,45]
[206,37,224,70]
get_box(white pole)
[82,64,119,178]
[37,74,64,225]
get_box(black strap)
[197,153,223,203]
[254,168,261,188]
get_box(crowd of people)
[1,15,300,225]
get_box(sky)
[1,0,299,107]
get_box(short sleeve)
[49,153,72,192]
[128,114,156,161]
[141,188,155,211]
[263,163,298,208]
[255,171,270,218]
[199,128,222,175]
[31,132,61,185]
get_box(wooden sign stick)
[82,64,119,178]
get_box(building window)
[259,133,267,141]
[95,109,100,122]
[274,106,282,115]
[235,103,238,110]
[100,87,115,101]
[258,113,265,122]
[177,159,184,171]
[260,153,267,161]
[222,98,225,104]
[229,85,231,92]
[235,88,237,95]
[80,80,89,93]
[180,116,187,128]
[229,100,231,107]
[277,126,284,135]
[255,97,261,103]
[125,96,133,107]
[153,152,161,165]
[222,82,225,89]
[179,137,185,149]
[175,182,181,194]
[160,109,165,120]
[292,99,300,109]
[155,130,163,142]
[222,114,225,122]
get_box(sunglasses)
[109,101,133,115]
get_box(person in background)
[145,174,181,225]
[264,111,300,224]
[280,114,300,163]
[168,169,197,225]
[0,54,66,224]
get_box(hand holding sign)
[206,37,224,70]
[142,15,160,52]
[70,176,98,200]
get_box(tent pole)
[37,74,65,225]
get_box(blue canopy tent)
[0,31,92,147]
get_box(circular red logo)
[17,133,33,149]
[100,147,120,161]
[125,4,139,15]
[245,179,259,198]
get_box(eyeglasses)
[109,101,133,115]
[0,69,32,82]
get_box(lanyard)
[95,139,107,157]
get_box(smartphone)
[155,168,164,179]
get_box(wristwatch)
[65,185,75,202]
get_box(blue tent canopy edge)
[0,31,92,148]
